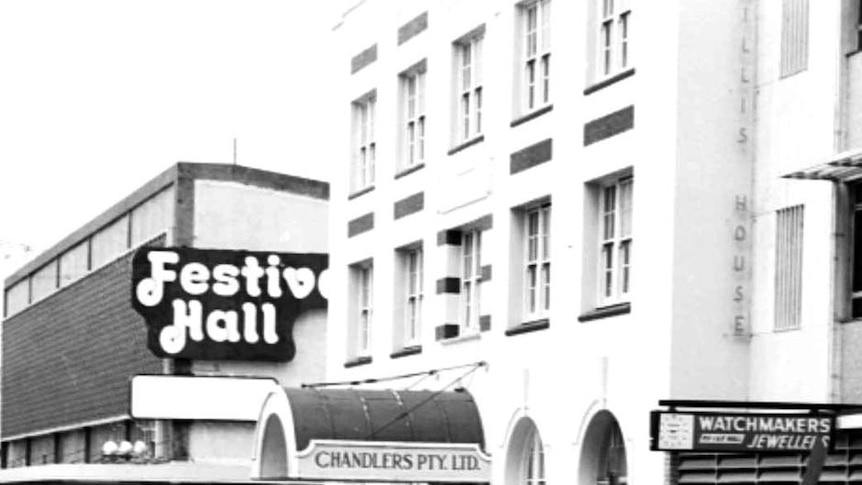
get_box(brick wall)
[2,243,164,438]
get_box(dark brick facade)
[2,241,164,439]
[397,12,428,45]
[351,44,378,74]
[348,212,375,237]
[510,139,553,175]
[394,192,424,220]
[584,105,635,146]
[436,277,460,294]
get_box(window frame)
[352,93,377,192]
[459,230,483,334]
[454,32,484,144]
[402,247,424,347]
[520,0,551,114]
[400,64,427,170]
[596,0,631,80]
[523,203,551,321]
[597,176,633,308]
[356,264,374,357]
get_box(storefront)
[251,387,490,482]
[650,400,862,484]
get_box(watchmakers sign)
[650,411,834,453]
[131,247,328,361]
[293,440,492,483]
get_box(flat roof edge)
[3,163,328,288]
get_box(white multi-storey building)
[322,0,862,483]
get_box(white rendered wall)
[329,1,680,483]
[747,0,842,402]
[188,179,329,464]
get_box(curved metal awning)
[251,387,490,483]
[783,148,862,182]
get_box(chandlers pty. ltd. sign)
[131,247,328,361]
[650,411,835,453]
[293,441,492,483]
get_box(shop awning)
[251,387,490,483]
[783,148,862,182]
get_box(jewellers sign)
[293,440,491,482]
[131,247,328,361]
[650,411,834,453]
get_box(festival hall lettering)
[131,247,328,362]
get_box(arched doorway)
[579,410,627,485]
[505,417,546,485]
[259,414,287,479]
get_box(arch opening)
[579,410,628,485]
[504,417,546,485]
[259,414,287,479]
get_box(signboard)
[130,375,278,421]
[131,247,328,361]
[293,440,492,483]
[650,411,835,452]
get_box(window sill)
[505,318,550,336]
[578,302,631,322]
[395,163,425,180]
[510,104,553,128]
[348,185,375,200]
[390,345,422,359]
[344,356,372,368]
[448,135,485,156]
[584,68,636,95]
[440,331,481,345]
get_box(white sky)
[0,0,345,278]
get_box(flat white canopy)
[783,148,862,182]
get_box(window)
[598,177,632,306]
[352,93,376,192]
[91,215,130,269]
[4,280,29,317]
[780,0,809,77]
[520,0,551,113]
[597,0,631,79]
[775,205,804,330]
[523,204,551,320]
[522,427,546,485]
[131,186,174,247]
[400,64,426,169]
[401,247,424,347]
[59,241,89,288]
[355,263,374,357]
[454,31,484,143]
[30,260,58,303]
[460,230,483,333]
[851,187,862,318]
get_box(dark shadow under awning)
[783,148,862,182]
[251,387,490,483]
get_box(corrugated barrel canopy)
[284,388,485,452]
[783,148,862,182]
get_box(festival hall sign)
[131,247,328,361]
[650,411,834,453]
[293,440,491,483]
